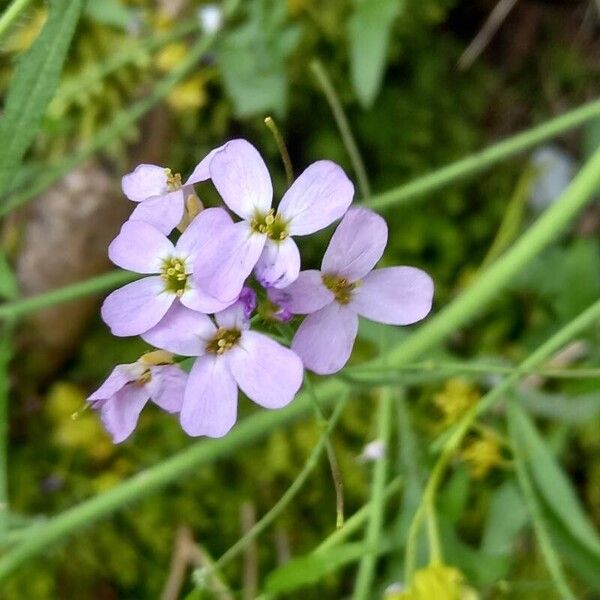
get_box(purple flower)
[272,207,434,375]
[87,359,187,443]
[192,139,354,304]
[122,146,225,234]
[102,207,235,336]
[142,299,304,438]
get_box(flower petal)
[350,267,434,325]
[142,302,215,356]
[99,385,149,443]
[180,280,236,314]
[108,221,175,273]
[291,302,358,374]
[193,221,266,303]
[227,331,303,409]
[176,207,233,263]
[184,144,228,185]
[254,237,300,289]
[278,161,354,235]
[321,207,387,281]
[101,276,173,336]
[268,270,333,315]
[88,364,138,404]
[128,190,185,235]
[180,355,238,437]
[147,365,187,413]
[209,139,273,219]
[122,164,169,202]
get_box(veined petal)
[278,161,354,235]
[321,207,387,282]
[184,143,228,185]
[254,237,300,289]
[99,385,149,443]
[88,364,138,404]
[227,331,303,409]
[268,270,333,315]
[291,302,358,375]
[176,207,233,264]
[180,355,238,437]
[147,365,187,413]
[193,221,266,303]
[350,267,434,325]
[128,190,185,235]
[109,221,175,273]
[101,276,174,337]
[142,302,215,356]
[209,139,273,219]
[122,164,169,202]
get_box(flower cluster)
[88,139,434,442]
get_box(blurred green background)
[1,0,599,598]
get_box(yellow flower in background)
[4,8,47,53]
[460,430,507,479]
[155,42,188,72]
[167,74,208,112]
[385,565,478,600]
[434,378,480,427]
[45,382,113,461]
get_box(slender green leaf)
[0,0,83,198]
[0,253,18,301]
[348,0,402,108]
[509,401,600,557]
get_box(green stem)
[0,144,598,580]
[365,98,600,211]
[508,400,577,600]
[352,389,393,600]
[264,116,294,186]
[196,398,346,584]
[0,270,137,321]
[310,59,371,199]
[0,323,14,540]
[0,0,35,42]
[403,298,600,582]
[385,144,600,371]
[0,379,346,582]
[316,476,403,552]
[346,362,600,380]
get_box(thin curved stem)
[404,298,600,582]
[194,398,347,587]
[365,98,600,211]
[310,59,371,199]
[0,0,35,42]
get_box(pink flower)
[102,208,235,337]
[192,139,354,304]
[87,360,186,443]
[271,207,434,374]
[122,146,225,234]
[142,298,303,438]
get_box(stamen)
[206,328,241,355]
[165,168,182,191]
[250,209,289,241]
[322,274,361,305]
[160,257,189,295]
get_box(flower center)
[165,168,182,191]
[206,328,241,355]
[160,257,188,296]
[322,274,360,305]
[250,209,289,241]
